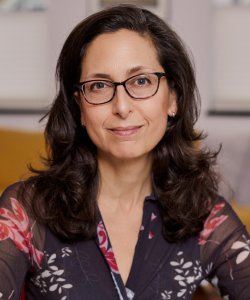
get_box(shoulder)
[199,195,250,266]
[0,181,25,206]
[199,196,250,298]
[0,181,35,215]
[209,195,246,231]
[0,181,42,226]
[0,181,35,228]
[0,181,46,266]
[199,196,247,245]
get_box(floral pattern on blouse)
[231,234,250,264]
[31,248,73,300]
[0,184,250,300]
[0,197,43,266]
[198,202,228,246]
[170,251,202,298]
[97,220,119,274]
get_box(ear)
[74,91,86,126]
[74,91,81,106]
[167,90,177,117]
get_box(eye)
[89,81,107,91]
[129,75,152,88]
[135,77,151,86]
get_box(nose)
[112,85,133,119]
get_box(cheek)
[147,97,169,126]
[147,96,170,139]
[81,110,97,131]
[80,106,107,143]
[153,113,168,136]
[80,105,97,127]
[141,107,168,147]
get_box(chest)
[27,205,204,300]
[100,211,143,284]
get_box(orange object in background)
[0,129,46,193]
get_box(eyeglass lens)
[81,73,163,104]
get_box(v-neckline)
[95,195,159,299]
[96,215,132,300]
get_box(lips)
[108,125,143,136]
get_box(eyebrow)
[127,66,150,75]
[87,66,153,80]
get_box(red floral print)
[97,221,119,273]
[198,202,228,245]
[0,197,43,267]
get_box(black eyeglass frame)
[75,72,166,105]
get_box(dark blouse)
[0,183,250,300]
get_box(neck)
[97,154,152,212]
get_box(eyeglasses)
[75,72,166,105]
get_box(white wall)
[0,12,51,109]
[47,0,87,80]
[213,6,250,111]
[170,0,250,130]
[170,0,250,203]
[0,0,87,131]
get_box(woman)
[0,4,249,300]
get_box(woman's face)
[78,29,177,161]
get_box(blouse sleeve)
[0,183,45,300]
[200,196,250,300]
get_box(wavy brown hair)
[21,4,219,242]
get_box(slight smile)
[108,125,144,137]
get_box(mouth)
[108,125,143,137]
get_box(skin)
[77,29,177,284]
[78,29,176,164]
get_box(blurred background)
[0,0,250,206]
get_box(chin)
[97,143,154,162]
[109,148,152,162]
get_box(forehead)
[81,29,162,79]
